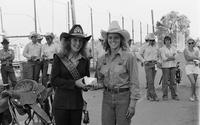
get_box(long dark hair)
[59,37,88,59]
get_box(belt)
[1,64,13,66]
[146,60,157,63]
[44,59,53,62]
[104,87,129,93]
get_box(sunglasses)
[188,42,194,45]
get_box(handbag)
[56,54,90,124]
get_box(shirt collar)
[105,48,123,57]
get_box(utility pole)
[67,1,70,31]
[151,9,155,33]
[90,8,95,68]
[131,19,134,44]
[109,12,111,25]
[122,16,124,29]
[0,7,5,37]
[33,0,37,33]
[70,0,76,25]
[140,21,142,45]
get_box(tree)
[155,11,190,45]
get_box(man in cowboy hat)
[37,34,43,44]
[139,33,160,101]
[0,38,17,87]
[23,32,42,82]
[40,32,60,118]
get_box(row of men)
[0,32,60,88]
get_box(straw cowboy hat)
[45,32,54,39]
[29,31,38,39]
[145,33,156,40]
[60,24,91,42]
[101,21,130,43]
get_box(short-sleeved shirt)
[139,44,159,62]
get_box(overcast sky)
[0,0,199,42]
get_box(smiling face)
[107,33,122,50]
[188,40,195,48]
[70,37,84,53]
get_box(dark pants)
[22,61,41,82]
[0,109,12,125]
[162,67,178,98]
[54,109,82,125]
[144,62,157,98]
[1,65,17,87]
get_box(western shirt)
[139,44,159,62]
[0,49,15,65]
[41,43,60,60]
[96,49,140,108]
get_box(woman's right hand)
[75,78,86,89]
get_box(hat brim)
[1,42,9,44]
[101,29,130,43]
[60,32,91,42]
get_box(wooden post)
[34,0,37,33]
[151,9,155,33]
[122,16,124,29]
[90,8,95,68]
[0,7,5,37]
[109,12,111,25]
[68,1,70,31]
[140,22,142,45]
[132,19,134,44]
[147,24,149,35]
[70,0,76,25]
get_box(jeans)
[1,66,17,87]
[102,91,131,125]
[162,67,177,98]
[144,62,157,98]
[22,61,41,82]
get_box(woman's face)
[188,40,195,48]
[165,39,171,46]
[70,37,83,52]
[107,33,121,50]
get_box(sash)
[56,54,81,80]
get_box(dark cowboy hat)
[60,24,91,42]
[1,38,9,44]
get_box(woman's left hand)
[126,107,135,120]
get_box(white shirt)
[41,42,60,59]
[23,42,42,60]
[160,45,177,68]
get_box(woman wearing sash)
[50,24,91,125]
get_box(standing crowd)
[0,20,199,125]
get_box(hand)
[126,107,135,120]
[75,78,87,89]
[1,90,13,97]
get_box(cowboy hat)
[29,31,38,39]
[145,33,156,40]
[60,24,91,42]
[1,38,9,44]
[45,32,54,39]
[37,34,43,40]
[101,21,130,43]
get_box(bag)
[56,54,90,124]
